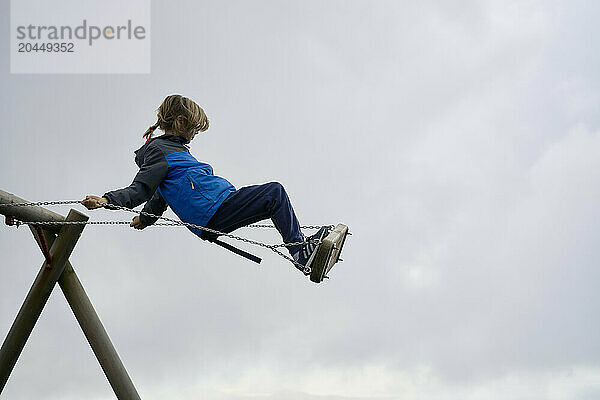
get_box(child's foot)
[292,226,331,274]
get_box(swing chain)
[0,200,331,273]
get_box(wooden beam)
[0,190,142,399]
[0,189,65,234]
[0,209,88,391]
[30,225,142,400]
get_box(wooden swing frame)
[0,189,141,400]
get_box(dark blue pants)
[200,182,304,255]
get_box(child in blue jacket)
[81,94,327,275]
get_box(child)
[81,94,328,277]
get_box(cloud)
[2,1,600,399]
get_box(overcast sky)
[1,1,600,399]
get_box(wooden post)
[0,209,88,391]
[0,189,142,400]
[31,228,142,400]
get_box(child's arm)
[102,145,168,209]
[82,145,167,213]
[138,190,168,227]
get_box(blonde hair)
[143,94,209,141]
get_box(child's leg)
[201,182,304,255]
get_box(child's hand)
[130,216,146,230]
[81,195,108,210]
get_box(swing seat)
[309,223,349,283]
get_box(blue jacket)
[103,134,236,237]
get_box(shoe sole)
[309,224,349,283]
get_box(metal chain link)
[0,201,324,230]
[0,200,333,274]
[8,220,180,226]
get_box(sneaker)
[293,226,331,273]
